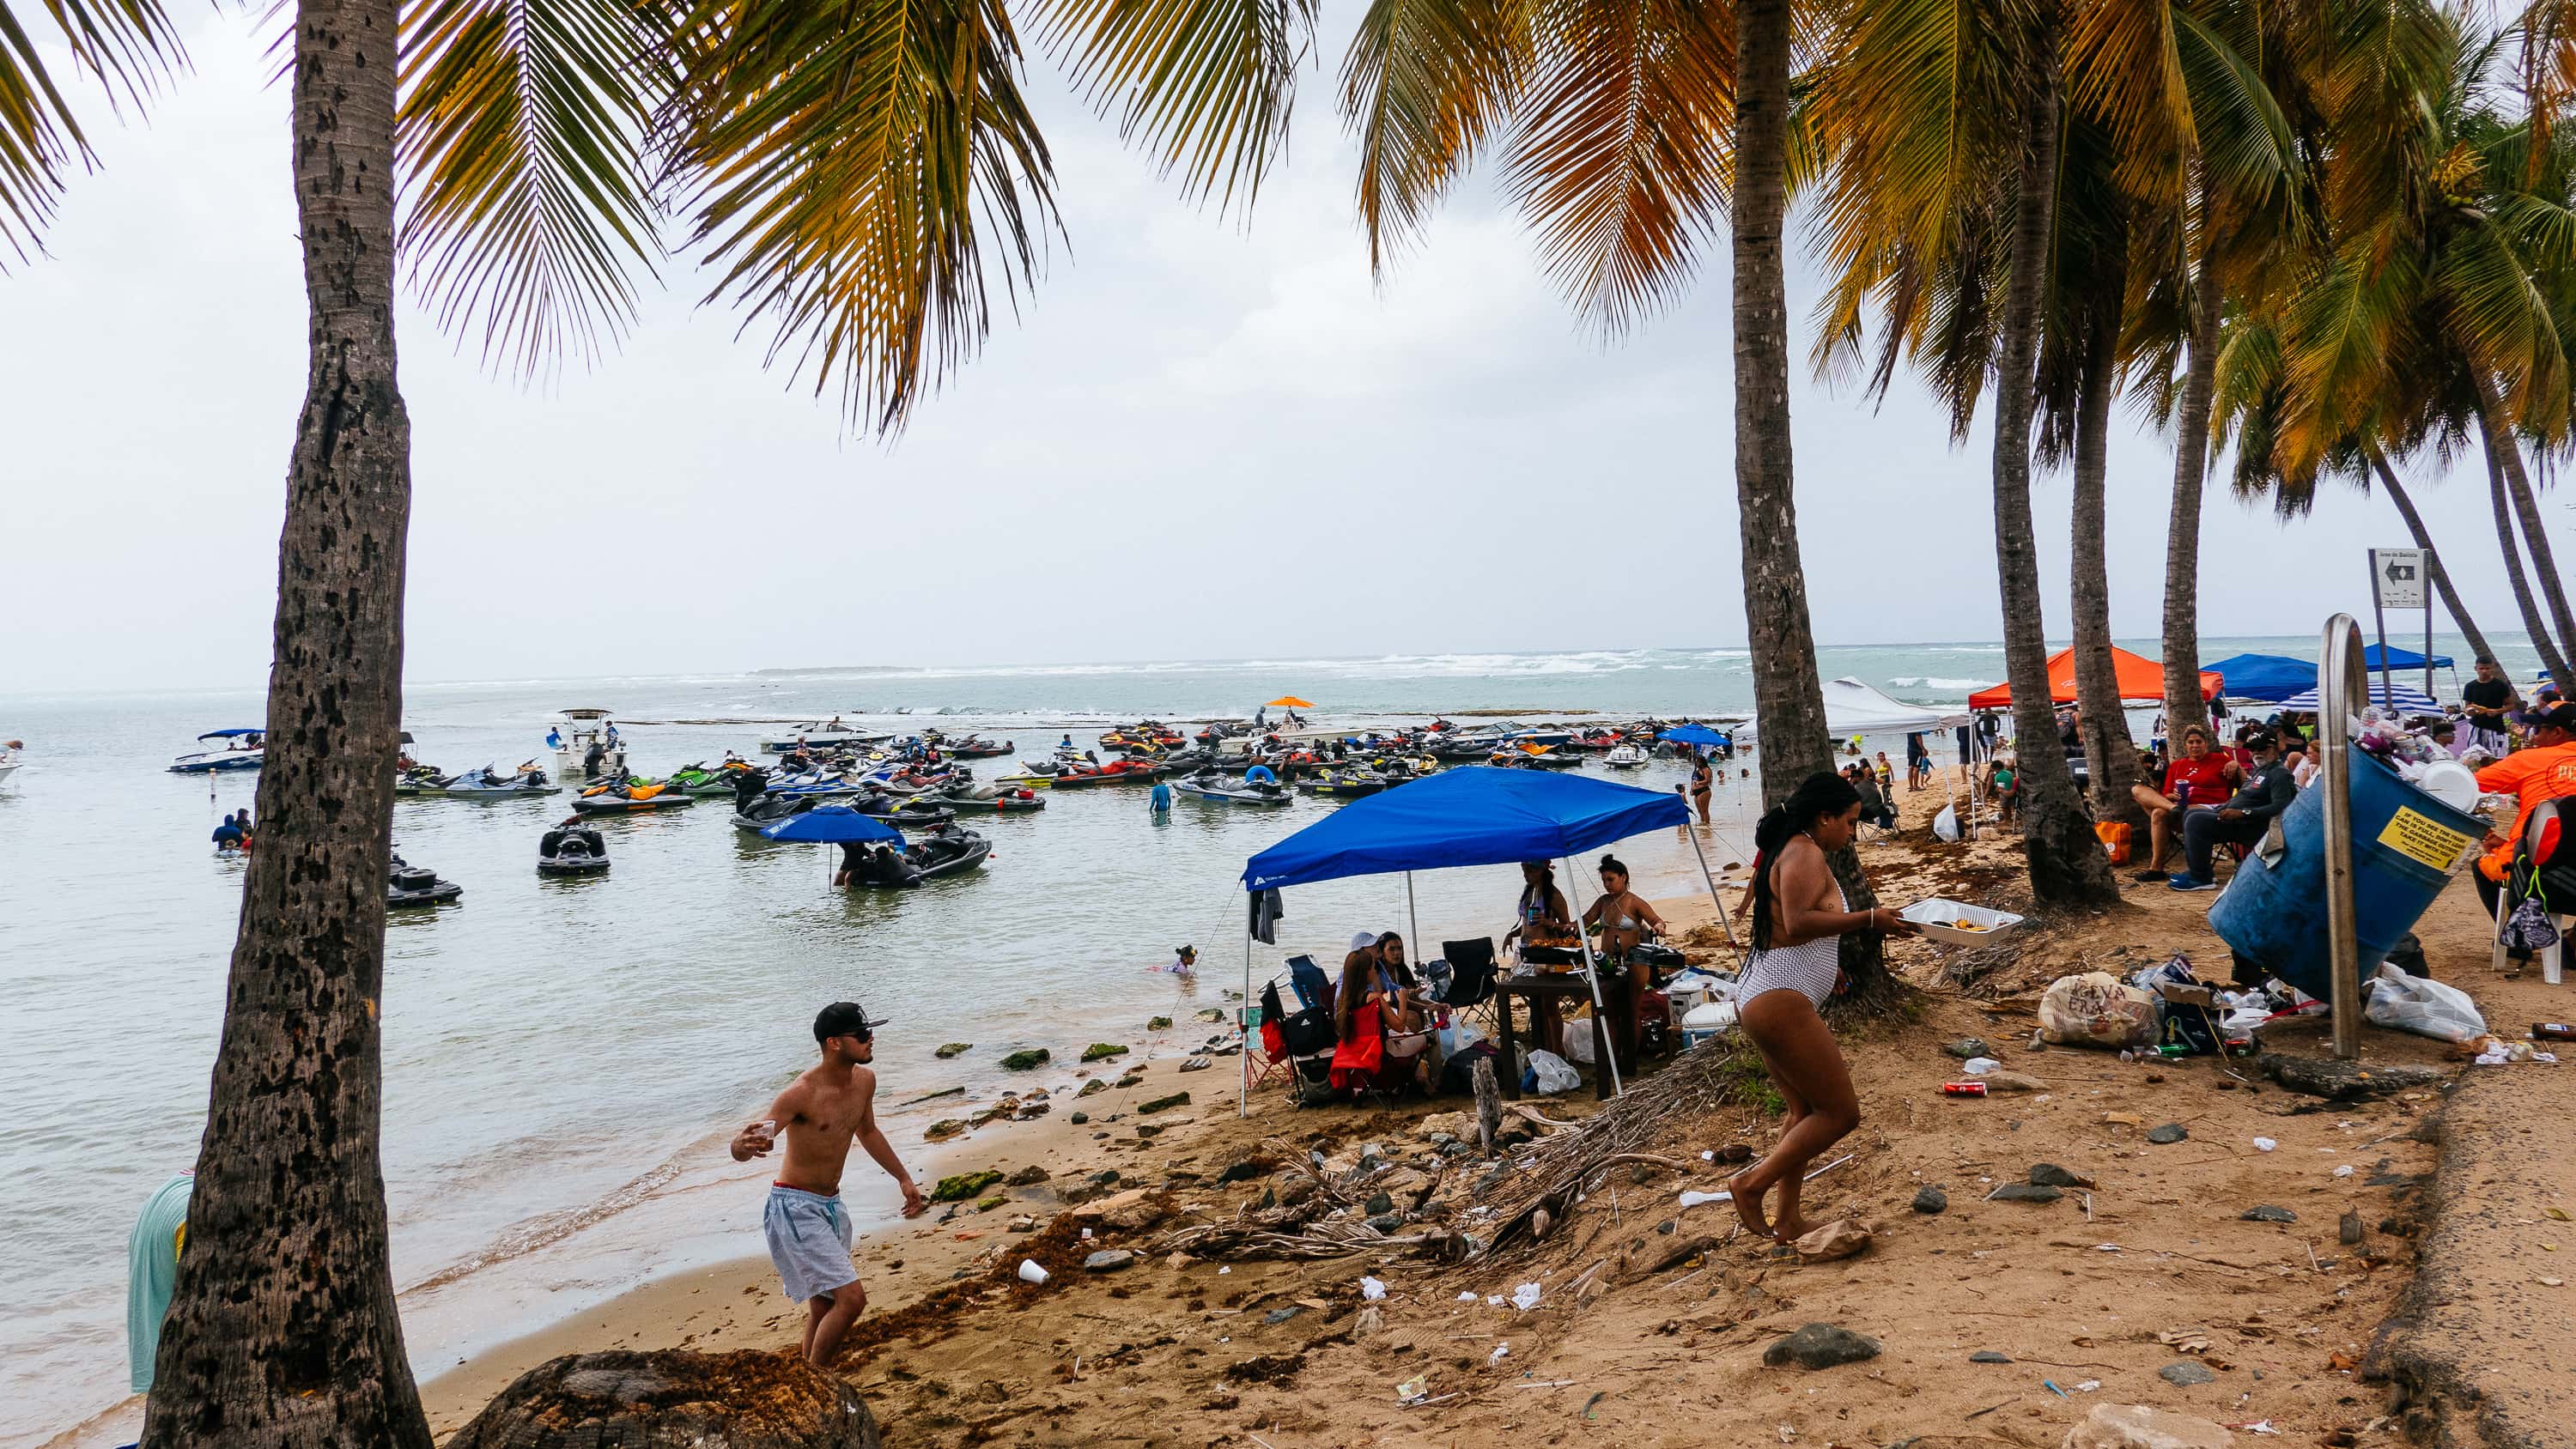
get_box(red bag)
[1260,1016,1287,1062]
[1328,1001,1385,1089]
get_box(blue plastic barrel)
[2207,753,2485,999]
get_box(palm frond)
[1339,0,1528,276]
[397,0,672,377]
[1495,0,1735,336]
[2437,215,2568,431]
[2063,0,2190,209]
[1024,0,1315,209]
[665,0,1060,433]
[0,0,185,263]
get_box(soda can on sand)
[1941,1082,1989,1097]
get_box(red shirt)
[2164,753,2233,808]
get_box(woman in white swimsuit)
[1728,772,1914,1244]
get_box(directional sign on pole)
[2374,548,2427,609]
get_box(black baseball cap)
[814,1001,888,1042]
[2240,727,2276,751]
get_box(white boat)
[550,708,625,778]
[169,729,265,773]
[760,723,885,752]
[0,741,21,786]
[1605,743,1647,769]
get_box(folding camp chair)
[1243,964,1340,1104]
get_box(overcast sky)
[1,5,2552,694]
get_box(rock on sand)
[1761,1323,1881,1370]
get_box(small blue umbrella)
[1661,723,1732,747]
[760,805,906,844]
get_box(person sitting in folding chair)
[2471,703,2576,968]
[1583,854,1668,1067]
[1331,931,1434,1096]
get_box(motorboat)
[841,826,992,888]
[759,723,884,753]
[552,708,625,779]
[0,739,24,787]
[571,776,695,814]
[537,824,610,876]
[444,761,558,797]
[1181,770,1293,806]
[1605,743,1647,770]
[387,854,462,907]
[937,783,1046,814]
[169,729,265,773]
[1491,744,1583,770]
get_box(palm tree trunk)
[2069,250,2144,831]
[2479,409,2575,691]
[1990,33,2116,906]
[138,0,433,1443]
[1731,0,1832,809]
[2367,448,2496,667]
[1732,0,1883,994]
[2159,193,2221,741]
[2476,375,2576,692]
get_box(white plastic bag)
[1558,1021,1597,1064]
[1437,1016,1488,1056]
[2363,963,2489,1043]
[2038,972,2159,1049]
[1526,1048,1582,1095]
[1933,803,1961,842]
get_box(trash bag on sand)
[2363,963,2488,1043]
[2038,972,2159,1049]
[1525,1049,1582,1095]
[1933,804,1961,843]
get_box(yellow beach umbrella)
[1266,696,1315,709]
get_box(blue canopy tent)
[2201,653,2313,703]
[1239,767,1722,1107]
[2361,644,2451,670]
[762,804,905,886]
[1659,722,1732,749]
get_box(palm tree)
[1340,0,1838,809]
[8,0,1313,1440]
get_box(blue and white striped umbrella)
[2270,682,2443,715]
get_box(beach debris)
[1944,1037,1995,1059]
[1179,1056,1213,1073]
[932,1171,1005,1203]
[934,1042,973,1058]
[2147,1123,2190,1145]
[2251,1137,2277,1152]
[1762,1323,1881,1370]
[1008,1215,1038,1234]
[1018,1259,1049,1283]
[1486,1342,1510,1367]
[1678,1188,1734,1209]
[1980,1070,2050,1093]
[1083,1249,1135,1273]
[925,1119,968,1142]
[1148,1016,1174,1030]
[2103,1113,2144,1126]
[1139,1091,1191,1115]
[1264,1306,1304,1325]
[1713,1143,1754,1164]
[1962,1057,2003,1075]
[1417,1112,1471,1140]
[1987,1183,2063,1204]
[1457,1290,1479,1302]
[2158,1361,2217,1385]
[2260,1053,2446,1100]
[1511,1282,1543,1311]
[2333,1164,2354,1178]
[1912,1186,1949,1215]
[441,1349,878,1449]
[1794,1220,1872,1263]
[2063,1404,2235,1449]
[1360,1276,1387,1301]
[1395,1373,1432,1404]
[999,1048,1051,1070]
[1072,1189,1174,1232]
[1969,1350,2013,1364]
[2029,1163,2095,1189]
[2241,1205,2297,1224]
[901,1086,966,1106]
[1080,1043,1130,1062]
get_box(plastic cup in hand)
[1018,1260,1049,1284]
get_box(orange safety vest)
[2475,742,2576,881]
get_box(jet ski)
[841,826,992,888]
[940,736,1015,758]
[1605,743,1647,769]
[445,761,559,797]
[1181,770,1293,806]
[668,761,761,796]
[1302,769,1388,799]
[394,763,450,797]
[936,783,1046,814]
[387,854,462,906]
[733,792,817,833]
[571,775,696,813]
[853,792,958,828]
[538,825,610,876]
[759,724,884,752]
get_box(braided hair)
[1749,772,1862,952]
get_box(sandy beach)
[390,800,2574,1447]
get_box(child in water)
[1159,944,1198,978]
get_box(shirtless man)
[730,1002,928,1365]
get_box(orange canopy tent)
[1965,646,2220,711]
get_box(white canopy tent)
[1730,677,1958,740]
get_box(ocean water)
[0,634,2527,1444]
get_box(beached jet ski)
[387,854,462,906]
[538,825,610,876]
[445,761,558,797]
[572,775,695,813]
[1182,770,1293,806]
[841,825,991,888]
[937,783,1046,814]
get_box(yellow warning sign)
[2377,807,2475,871]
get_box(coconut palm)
[7,0,1314,1440]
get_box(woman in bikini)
[1689,755,1714,823]
[1583,854,1668,1065]
[1727,772,1915,1243]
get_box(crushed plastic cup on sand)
[1961,1057,2002,1075]
[1457,1290,1479,1302]
[1361,1276,1387,1301]
[1510,1282,1542,1312]
[2253,1137,2277,1152]
[1017,1259,1048,1284]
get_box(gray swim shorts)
[763,1185,858,1304]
